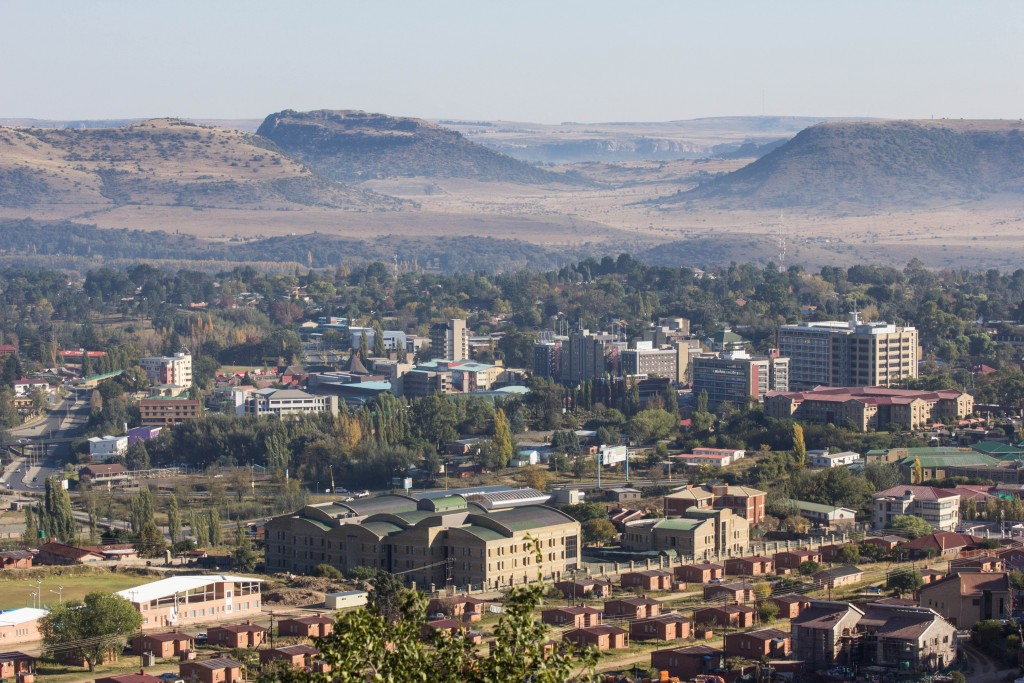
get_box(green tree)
[22,505,38,547]
[208,508,222,546]
[190,509,209,547]
[758,600,779,624]
[368,571,406,626]
[863,462,901,491]
[43,476,76,544]
[798,560,822,576]
[834,544,861,565]
[129,486,155,535]
[232,532,257,572]
[490,408,514,469]
[371,321,386,358]
[888,569,924,596]
[889,514,933,539]
[626,409,676,444]
[124,441,150,470]
[167,495,181,545]
[135,519,166,558]
[561,503,608,523]
[41,593,143,671]
[582,518,618,545]
[313,563,344,580]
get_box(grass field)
[0,569,155,610]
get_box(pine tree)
[167,495,181,546]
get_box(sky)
[2,1,1022,123]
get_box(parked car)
[159,674,184,683]
[354,490,370,498]
[195,632,208,645]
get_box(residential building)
[139,396,201,426]
[115,575,263,629]
[918,572,1011,628]
[703,582,756,604]
[140,352,193,388]
[774,549,822,572]
[207,622,266,649]
[430,319,469,361]
[765,386,973,432]
[771,595,811,619]
[809,450,862,468]
[693,604,754,629]
[650,645,723,682]
[724,628,791,660]
[542,605,602,628]
[179,658,243,683]
[554,578,613,599]
[604,597,661,620]
[244,388,339,418]
[0,550,33,570]
[872,486,961,532]
[630,613,690,642]
[36,542,104,565]
[691,349,789,408]
[663,482,765,524]
[813,565,864,588]
[620,570,674,591]
[278,615,333,639]
[0,652,33,681]
[0,608,47,645]
[562,625,628,651]
[78,463,130,487]
[130,632,194,658]
[87,435,128,461]
[777,313,918,390]
[675,563,724,584]
[126,426,162,445]
[12,378,50,397]
[724,556,774,576]
[785,500,858,529]
[790,601,865,667]
[903,532,984,559]
[425,595,485,620]
[854,604,957,672]
[265,495,581,589]
[95,673,163,683]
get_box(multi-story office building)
[559,328,617,384]
[139,352,193,389]
[430,319,469,361]
[871,485,960,531]
[139,396,202,426]
[620,508,749,559]
[764,386,973,432]
[265,494,581,590]
[401,368,453,398]
[533,341,562,379]
[777,312,918,390]
[691,350,789,408]
[244,388,339,417]
[620,342,684,384]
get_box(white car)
[354,490,370,498]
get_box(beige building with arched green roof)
[265,493,581,590]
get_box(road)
[1,390,91,492]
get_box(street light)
[50,585,63,605]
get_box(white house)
[809,450,862,468]
[12,378,51,397]
[510,449,540,467]
[88,435,129,461]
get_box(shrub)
[312,563,343,580]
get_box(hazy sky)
[3,1,1022,122]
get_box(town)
[0,258,1022,683]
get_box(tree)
[207,508,223,546]
[124,441,150,470]
[792,423,806,466]
[798,560,822,576]
[43,476,76,544]
[758,601,779,624]
[561,503,608,523]
[41,593,143,671]
[490,408,514,469]
[889,514,933,539]
[582,519,618,545]
[753,582,772,600]
[521,468,550,492]
[190,509,209,547]
[834,544,861,565]
[888,569,924,596]
[129,486,155,535]
[313,563,344,580]
[22,505,38,547]
[135,519,166,558]
[368,571,406,626]
[232,532,257,573]
[863,462,901,491]
[911,457,923,484]
[167,495,181,546]
[626,409,676,444]
[371,321,386,358]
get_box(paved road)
[1,391,90,492]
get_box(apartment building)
[244,388,339,417]
[88,435,128,461]
[620,342,685,384]
[401,368,453,398]
[871,485,960,532]
[918,572,1011,628]
[559,328,619,384]
[140,396,202,426]
[430,319,469,361]
[777,312,918,390]
[691,349,789,408]
[764,386,973,432]
[621,508,749,558]
[116,575,263,629]
[139,352,193,388]
[265,494,581,590]
[663,483,766,524]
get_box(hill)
[256,109,579,184]
[657,120,1024,210]
[0,119,400,210]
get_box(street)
[1,390,91,492]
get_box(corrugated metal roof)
[116,575,262,604]
[0,608,48,626]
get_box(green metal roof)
[458,525,507,542]
[359,521,404,537]
[656,518,705,531]
[421,495,468,513]
[788,499,855,515]
[898,453,1000,468]
[487,506,574,532]
[867,447,974,457]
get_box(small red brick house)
[604,596,661,620]
[0,550,33,570]
[819,543,851,562]
[260,645,320,669]
[554,578,614,599]
[621,569,674,591]
[693,604,755,629]
[773,549,821,572]
[861,535,905,552]
[650,645,723,681]
[675,562,724,584]
[703,582,755,604]
[724,555,774,576]
[541,605,602,628]
[35,542,104,566]
[724,628,791,659]
[629,613,691,642]
[130,631,193,658]
[426,595,486,621]
[179,657,243,683]
[207,622,267,649]
[562,625,629,651]
[278,614,334,639]
[770,594,810,619]
[0,651,34,680]
[95,672,164,683]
